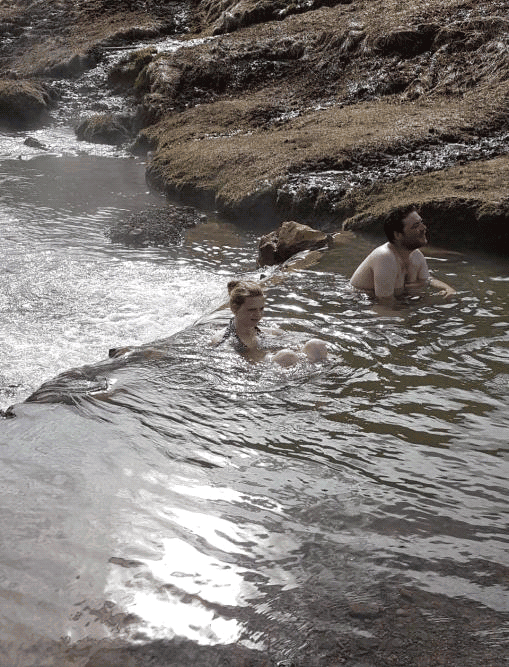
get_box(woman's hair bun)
[227,280,240,293]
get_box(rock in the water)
[76,113,134,145]
[24,136,48,150]
[108,206,206,247]
[257,220,333,266]
[0,79,53,127]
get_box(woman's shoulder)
[210,318,235,346]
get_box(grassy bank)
[1,0,509,250]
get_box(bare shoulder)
[410,249,427,265]
[210,327,227,346]
[378,242,393,254]
[373,243,398,265]
[374,242,397,258]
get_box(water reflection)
[105,536,247,644]
[1,155,509,664]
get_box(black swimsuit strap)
[218,318,260,352]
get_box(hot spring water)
[1,68,508,667]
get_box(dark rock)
[75,113,135,145]
[108,206,206,247]
[0,78,52,127]
[0,406,16,419]
[24,136,48,150]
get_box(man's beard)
[403,234,427,251]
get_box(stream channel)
[0,32,509,667]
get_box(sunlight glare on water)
[1,141,509,666]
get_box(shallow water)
[3,36,509,658]
[1,144,509,665]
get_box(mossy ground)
[2,1,509,251]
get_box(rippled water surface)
[1,147,509,665]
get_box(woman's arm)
[210,327,227,346]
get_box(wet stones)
[108,206,207,247]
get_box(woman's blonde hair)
[227,280,264,312]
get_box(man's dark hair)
[384,205,418,242]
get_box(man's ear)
[393,229,403,242]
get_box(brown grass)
[342,154,509,219]
[1,1,163,76]
[135,0,509,238]
[3,0,509,244]
[146,83,509,206]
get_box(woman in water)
[213,280,328,367]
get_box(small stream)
[1,28,509,667]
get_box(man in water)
[350,205,455,305]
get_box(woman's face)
[234,295,265,330]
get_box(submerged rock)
[108,205,207,247]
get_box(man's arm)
[372,251,400,301]
[429,276,456,298]
[416,251,455,297]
